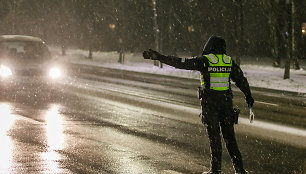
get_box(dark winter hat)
[202,35,227,55]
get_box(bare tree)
[152,0,162,67]
[291,0,299,70]
[233,0,245,66]
[166,2,177,56]
[266,0,281,67]
[8,0,22,34]
[284,0,291,79]
[116,1,127,64]
[283,0,301,79]
[55,0,71,56]
[0,0,11,33]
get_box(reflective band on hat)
[207,54,218,64]
[210,82,229,88]
[210,77,229,82]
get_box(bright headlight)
[0,65,12,78]
[49,67,62,79]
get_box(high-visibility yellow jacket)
[201,54,232,91]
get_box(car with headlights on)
[0,35,64,89]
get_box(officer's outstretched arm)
[143,49,201,71]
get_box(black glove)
[142,49,161,60]
[143,50,151,59]
[246,96,254,108]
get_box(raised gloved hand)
[246,96,255,123]
[246,96,254,108]
[143,49,161,60]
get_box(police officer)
[143,36,254,174]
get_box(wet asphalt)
[0,64,305,174]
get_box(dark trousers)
[201,92,244,172]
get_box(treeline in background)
[0,0,305,76]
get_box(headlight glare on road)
[0,65,12,78]
[49,67,62,79]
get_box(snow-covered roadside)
[241,64,306,94]
[52,48,306,95]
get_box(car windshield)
[0,40,50,61]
